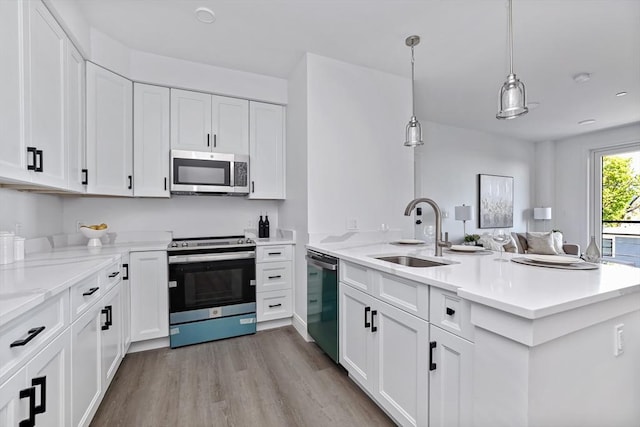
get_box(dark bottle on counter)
[264,215,270,238]
[258,215,265,238]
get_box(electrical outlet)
[614,323,624,356]
[76,220,85,232]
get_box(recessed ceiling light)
[616,91,628,97]
[578,119,596,125]
[572,73,591,83]
[195,7,215,24]
[527,101,541,110]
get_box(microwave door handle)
[169,251,256,264]
[230,160,235,188]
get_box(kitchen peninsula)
[307,240,640,427]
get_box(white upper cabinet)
[0,0,29,183]
[171,89,249,155]
[133,83,170,197]
[25,0,67,189]
[66,43,86,193]
[86,62,133,196]
[170,88,212,152]
[211,95,249,155]
[249,101,285,199]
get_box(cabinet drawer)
[100,260,122,292]
[340,261,373,293]
[256,245,292,262]
[257,261,291,292]
[430,287,473,341]
[70,272,101,322]
[0,292,69,384]
[256,289,292,322]
[376,271,429,321]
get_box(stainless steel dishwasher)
[306,250,339,363]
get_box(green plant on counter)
[464,234,480,243]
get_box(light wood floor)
[90,326,395,427]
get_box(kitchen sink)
[374,255,449,268]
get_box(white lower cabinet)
[256,245,293,323]
[100,284,123,388]
[339,282,428,427]
[130,251,169,342]
[121,257,131,353]
[428,325,473,427]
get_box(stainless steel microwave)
[170,150,249,195]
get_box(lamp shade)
[455,205,473,221]
[533,207,552,220]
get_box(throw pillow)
[503,234,518,253]
[552,231,566,254]
[526,232,557,255]
[478,233,518,253]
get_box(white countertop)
[307,241,640,319]
[0,240,170,327]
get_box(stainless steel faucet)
[404,198,451,256]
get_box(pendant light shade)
[497,0,528,120]
[404,35,423,147]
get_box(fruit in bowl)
[80,224,108,246]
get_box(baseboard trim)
[257,317,292,331]
[292,312,312,342]
[127,337,170,354]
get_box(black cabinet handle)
[429,341,437,371]
[107,305,113,327]
[81,169,88,185]
[446,307,455,316]
[32,376,46,415]
[268,303,282,308]
[251,181,255,193]
[364,306,371,328]
[123,263,129,280]
[35,150,43,172]
[101,306,112,330]
[10,326,46,348]
[268,252,282,256]
[213,134,217,147]
[108,271,120,278]
[26,147,37,170]
[19,386,36,427]
[371,310,377,332]
[82,287,99,296]
[268,275,282,279]
[207,133,210,147]
[127,175,132,189]
[164,177,167,191]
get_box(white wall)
[306,54,414,237]
[0,189,63,238]
[416,121,536,243]
[44,0,91,56]
[62,196,279,239]
[554,122,640,248]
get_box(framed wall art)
[478,174,514,228]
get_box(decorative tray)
[512,257,599,270]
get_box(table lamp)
[533,207,552,231]
[454,204,473,237]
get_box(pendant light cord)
[411,45,416,116]
[508,0,514,75]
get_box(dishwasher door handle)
[305,255,337,271]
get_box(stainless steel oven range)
[167,236,256,348]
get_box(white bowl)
[80,227,108,246]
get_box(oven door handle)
[169,251,256,264]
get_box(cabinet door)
[248,101,285,199]
[429,325,473,427]
[372,299,429,427]
[170,88,212,151]
[130,251,169,342]
[25,328,71,427]
[133,83,170,197]
[26,0,67,188]
[0,369,27,427]
[339,283,374,390]
[0,0,30,183]
[71,303,102,427]
[101,283,122,388]
[211,95,249,155]
[122,258,131,353]
[86,62,133,196]
[66,43,86,193]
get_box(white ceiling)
[71,0,640,142]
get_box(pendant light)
[496,0,528,120]
[404,35,423,147]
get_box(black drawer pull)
[268,303,282,308]
[207,133,210,147]
[123,263,129,280]
[82,169,88,185]
[364,306,371,328]
[82,287,99,296]
[32,376,47,415]
[371,310,377,332]
[101,306,112,330]
[19,386,36,427]
[10,327,46,348]
[35,150,43,172]
[268,252,282,256]
[108,271,120,278]
[268,275,282,279]
[26,147,37,171]
[429,341,437,371]
[127,175,133,189]
[446,307,455,316]
[164,177,167,191]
